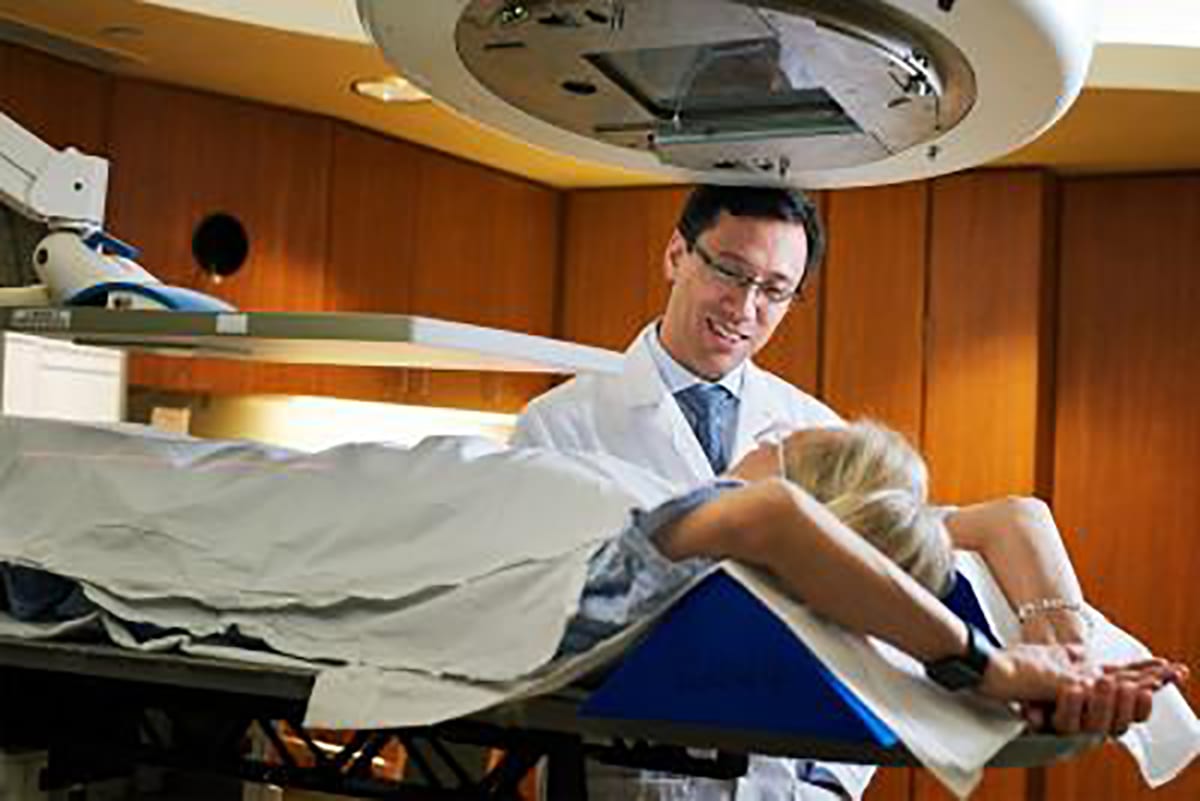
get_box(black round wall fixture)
[192,212,249,279]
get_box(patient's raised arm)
[655,478,1186,735]
[945,497,1089,646]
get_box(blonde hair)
[782,421,954,596]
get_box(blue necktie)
[674,384,737,474]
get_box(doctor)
[513,184,863,799]
[514,184,837,484]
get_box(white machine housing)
[0,111,231,311]
[358,0,1097,187]
[0,116,107,229]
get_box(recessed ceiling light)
[351,76,429,104]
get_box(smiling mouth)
[707,317,750,345]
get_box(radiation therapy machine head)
[357,0,1097,188]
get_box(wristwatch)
[925,622,997,691]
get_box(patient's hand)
[1044,659,1190,736]
[982,644,1188,736]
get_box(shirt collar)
[646,321,746,399]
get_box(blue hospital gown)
[559,480,735,656]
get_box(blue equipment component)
[582,570,998,748]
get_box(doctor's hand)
[726,439,786,481]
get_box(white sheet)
[0,416,681,680]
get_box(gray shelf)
[0,307,623,374]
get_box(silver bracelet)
[1015,597,1084,623]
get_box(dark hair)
[676,184,826,281]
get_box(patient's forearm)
[649,481,1183,712]
[946,497,1087,643]
[659,479,970,664]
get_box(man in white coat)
[512,185,868,799]
[514,185,838,486]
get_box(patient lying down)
[0,415,1186,746]
[572,419,1186,736]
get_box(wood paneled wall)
[911,177,1059,801]
[1046,175,1200,801]
[106,79,335,397]
[407,149,559,410]
[1,42,561,412]
[823,182,929,444]
[0,44,110,155]
[821,182,929,801]
[560,187,688,351]
[923,172,1059,506]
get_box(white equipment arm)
[0,111,232,312]
[0,111,108,231]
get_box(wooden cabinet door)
[923,170,1058,505]
[821,182,928,443]
[320,123,422,403]
[561,187,689,351]
[407,153,560,411]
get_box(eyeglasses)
[690,241,802,306]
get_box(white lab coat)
[514,324,868,801]
[513,324,844,487]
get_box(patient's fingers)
[1134,687,1155,723]
[1102,659,1189,689]
[1052,683,1087,734]
[1055,678,1157,737]
[1081,677,1117,733]
[1065,643,1089,664]
[1026,655,1172,736]
[1106,657,1189,677]
[1102,658,1170,679]
[1020,701,1051,732]
[1110,683,1142,735]
[1104,658,1169,672]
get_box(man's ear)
[664,230,687,283]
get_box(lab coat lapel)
[732,362,783,464]
[618,329,715,482]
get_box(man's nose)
[730,280,762,318]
